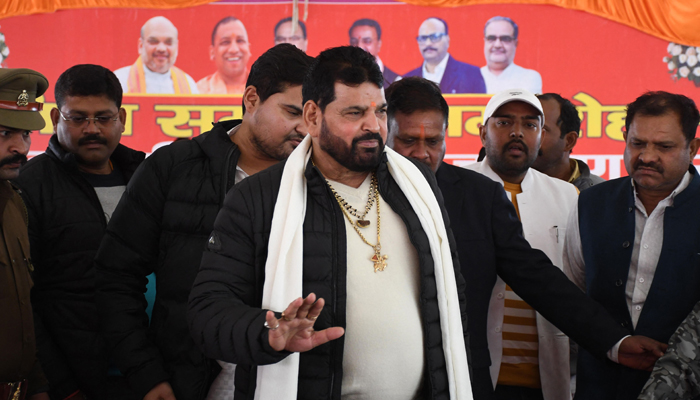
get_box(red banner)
[2,2,699,178]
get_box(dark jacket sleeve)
[489,185,629,358]
[18,176,79,399]
[26,317,50,397]
[414,161,469,349]
[188,173,290,366]
[94,156,170,397]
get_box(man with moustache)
[188,46,472,399]
[348,18,399,88]
[0,68,50,400]
[386,78,668,400]
[275,17,307,53]
[404,17,485,94]
[115,16,198,94]
[532,93,604,190]
[465,88,579,398]
[564,92,700,399]
[480,16,542,94]
[198,16,252,94]
[96,44,313,400]
[14,64,145,400]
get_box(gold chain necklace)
[328,173,377,228]
[327,173,388,272]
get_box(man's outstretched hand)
[266,293,345,353]
[618,335,668,371]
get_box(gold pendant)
[371,253,388,272]
[356,219,370,228]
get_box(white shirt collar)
[143,64,171,81]
[481,62,516,78]
[422,53,450,85]
[375,56,385,73]
[631,170,692,215]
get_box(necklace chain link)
[326,172,388,272]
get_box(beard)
[319,118,384,172]
[485,138,536,178]
[0,153,27,168]
[250,131,305,161]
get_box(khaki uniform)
[0,180,44,389]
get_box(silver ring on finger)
[264,320,280,330]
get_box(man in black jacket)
[188,46,471,400]
[385,77,668,400]
[14,64,146,400]
[95,44,313,400]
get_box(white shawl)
[254,135,472,400]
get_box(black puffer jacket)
[95,120,241,399]
[13,135,145,400]
[188,154,468,400]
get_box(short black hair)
[211,16,240,46]
[242,43,314,114]
[349,18,381,40]
[426,17,449,35]
[386,77,448,129]
[302,46,383,112]
[537,93,580,138]
[625,91,700,143]
[484,16,518,40]
[55,64,122,109]
[275,17,307,39]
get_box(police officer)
[0,68,50,399]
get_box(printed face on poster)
[1,0,698,178]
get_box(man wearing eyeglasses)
[275,17,308,53]
[348,18,399,88]
[480,16,542,94]
[404,17,486,94]
[14,64,145,400]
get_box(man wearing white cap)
[466,88,578,399]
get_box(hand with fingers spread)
[265,293,345,353]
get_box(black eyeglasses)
[416,33,447,44]
[485,35,515,43]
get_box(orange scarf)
[127,56,192,94]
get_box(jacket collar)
[436,161,460,185]
[46,134,145,179]
[193,119,240,180]
[475,156,535,191]
[304,151,392,212]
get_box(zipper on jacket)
[327,181,340,400]
[219,145,236,208]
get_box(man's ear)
[478,122,487,145]
[689,137,700,159]
[118,108,127,134]
[209,45,215,61]
[304,101,321,138]
[564,131,578,153]
[50,108,60,134]
[242,86,259,115]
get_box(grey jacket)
[572,158,605,191]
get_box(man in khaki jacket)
[0,68,50,400]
